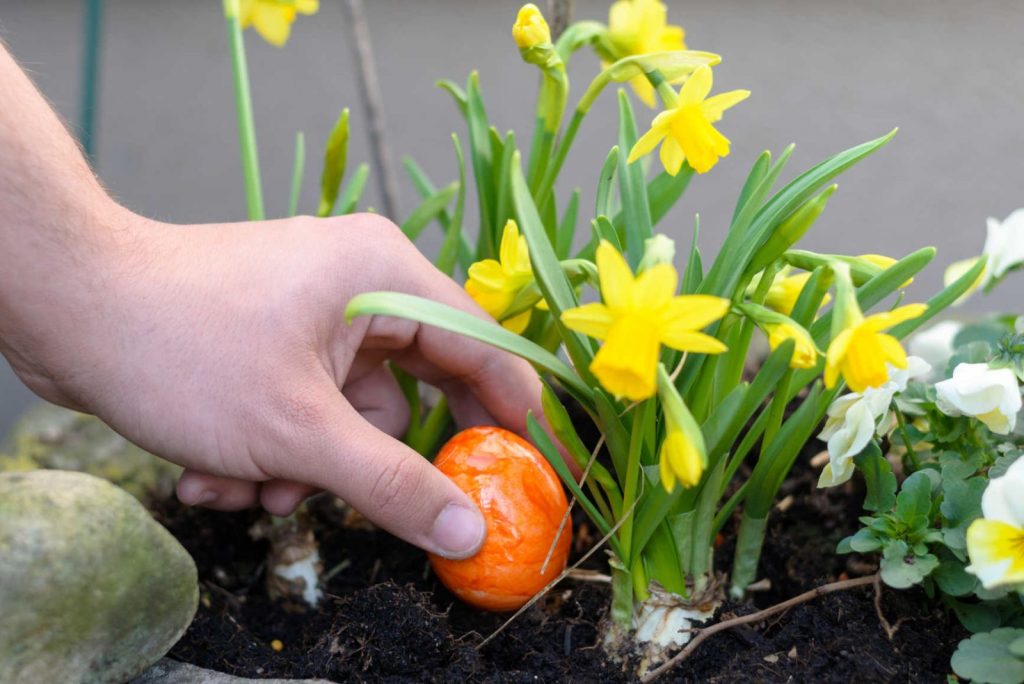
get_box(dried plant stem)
[540,434,605,575]
[478,497,639,650]
[339,0,400,219]
[641,574,879,682]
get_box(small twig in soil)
[478,497,640,650]
[541,434,605,575]
[640,574,879,683]
[566,568,612,583]
[873,574,904,640]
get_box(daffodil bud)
[512,4,551,50]
[656,365,707,492]
[638,234,676,272]
[737,302,821,369]
[746,185,835,279]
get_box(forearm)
[0,42,133,399]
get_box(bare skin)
[0,43,545,559]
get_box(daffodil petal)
[467,259,510,290]
[634,263,678,310]
[661,331,727,355]
[877,333,908,369]
[825,328,854,389]
[866,303,928,331]
[251,4,295,46]
[660,295,730,332]
[659,135,686,176]
[628,123,668,164]
[596,241,635,313]
[501,309,532,335]
[561,303,615,340]
[678,64,713,105]
[701,89,751,123]
[629,75,657,108]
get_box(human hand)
[3,208,545,559]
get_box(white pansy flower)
[966,457,1024,589]
[908,321,962,377]
[935,363,1022,435]
[817,357,931,488]
[982,208,1024,285]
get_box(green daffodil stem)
[224,0,265,221]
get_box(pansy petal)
[966,519,1024,589]
[561,303,615,340]
[596,241,635,313]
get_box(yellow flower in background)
[465,220,536,334]
[237,0,318,47]
[659,427,703,491]
[562,241,729,401]
[765,321,820,369]
[627,65,749,175]
[606,0,686,107]
[824,304,927,392]
[966,457,1024,589]
[512,4,551,49]
[858,254,913,287]
[764,271,831,316]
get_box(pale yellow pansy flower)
[605,0,686,107]
[561,240,729,401]
[824,304,928,392]
[512,3,551,49]
[966,457,1024,589]
[465,220,536,334]
[237,0,318,47]
[627,65,750,175]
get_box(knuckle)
[368,454,420,514]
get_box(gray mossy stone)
[0,470,198,683]
[131,659,332,684]
[1,401,180,504]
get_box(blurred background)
[0,0,1022,432]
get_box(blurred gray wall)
[0,0,1022,432]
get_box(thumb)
[275,378,486,560]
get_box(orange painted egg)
[428,426,571,611]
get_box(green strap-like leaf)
[436,135,466,276]
[335,163,369,216]
[345,291,593,403]
[288,131,305,217]
[616,90,652,268]
[400,183,458,240]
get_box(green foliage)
[952,629,1024,684]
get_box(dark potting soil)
[155,454,965,683]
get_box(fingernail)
[183,489,217,506]
[430,503,486,559]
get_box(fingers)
[259,480,319,516]
[269,378,486,559]
[342,361,410,438]
[176,470,260,511]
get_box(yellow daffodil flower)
[824,304,927,392]
[659,427,703,491]
[605,0,686,107]
[858,254,913,287]
[561,241,729,401]
[966,457,1024,589]
[765,321,819,369]
[627,65,749,175]
[763,271,830,316]
[465,220,536,334]
[512,4,551,49]
[237,0,318,47]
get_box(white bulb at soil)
[273,550,324,607]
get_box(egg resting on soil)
[428,426,571,611]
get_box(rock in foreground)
[0,470,198,683]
